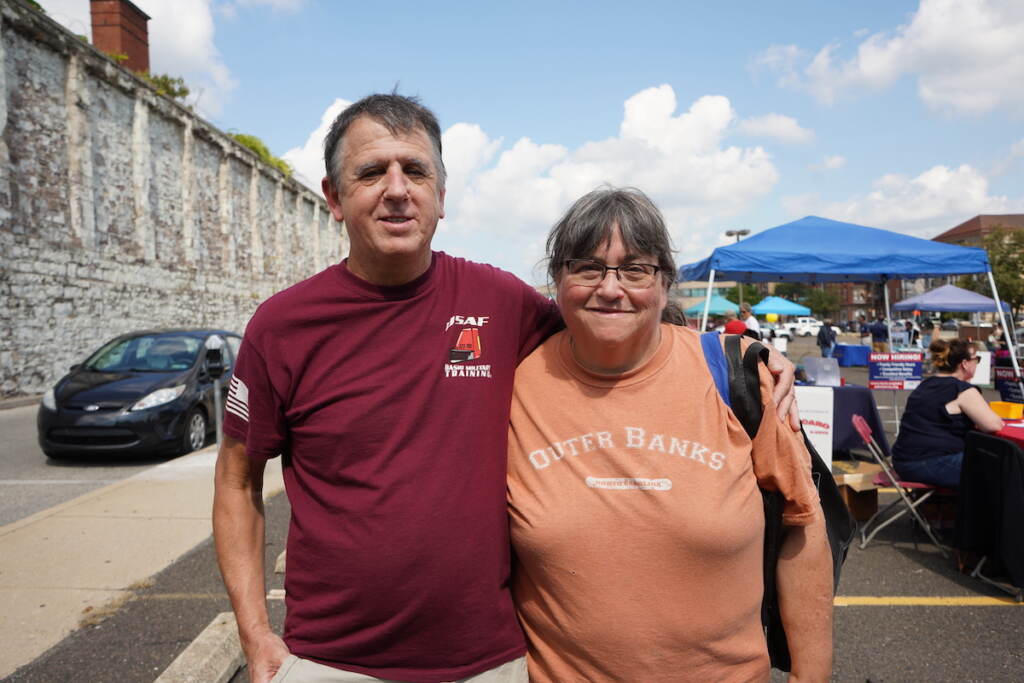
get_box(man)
[870,316,889,353]
[817,319,837,358]
[739,301,761,339]
[858,314,870,346]
[213,94,801,683]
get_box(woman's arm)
[957,387,1004,433]
[776,516,833,682]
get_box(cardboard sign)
[868,352,923,390]
[794,386,834,469]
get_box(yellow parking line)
[836,596,1021,606]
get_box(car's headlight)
[42,389,56,411]
[130,385,186,411]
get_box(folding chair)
[850,414,952,557]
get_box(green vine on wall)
[229,134,294,178]
[137,72,191,101]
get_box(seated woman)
[507,187,833,681]
[892,339,1004,488]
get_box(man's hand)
[765,345,801,431]
[243,630,290,683]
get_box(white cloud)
[219,0,306,18]
[35,0,92,35]
[810,155,847,172]
[990,138,1024,176]
[39,0,236,118]
[749,44,804,89]
[737,114,814,144]
[281,98,352,191]
[753,0,1024,115]
[782,163,1024,236]
[434,85,779,279]
[137,0,236,117]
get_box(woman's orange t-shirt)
[508,324,820,682]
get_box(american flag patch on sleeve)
[226,376,250,422]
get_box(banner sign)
[995,366,1024,403]
[868,352,923,390]
[794,386,834,469]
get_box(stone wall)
[0,0,346,397]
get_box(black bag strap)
[724,335,769,439]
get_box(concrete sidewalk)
[0,446,283,678]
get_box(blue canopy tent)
[683,294,737,316]
[677,215,1021,389]
[751,296,811,316]
[893,284,1010,313]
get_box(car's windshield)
[85,334,201,372]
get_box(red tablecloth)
[996,420,1024,448]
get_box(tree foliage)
[804,288,840,319]
[723,284,761,306]
[958,227,1024,321]
[229,133,294,177]
[771,283,840,318]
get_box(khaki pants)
[270,655,527,683]
[872,341,889,353]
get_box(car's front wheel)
[181,408,207,454]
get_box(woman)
[507,188,833,682]
[892,339,1004,488]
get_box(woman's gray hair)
[546,186,677,292]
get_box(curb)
[155,612,243,683]
[0,394,42,411]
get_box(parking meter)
[205,335,226,446]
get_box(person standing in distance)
[740,301,761,339]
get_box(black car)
[37,329,242,459]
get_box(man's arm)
[764,345,801,431]
[776,517,833,682]
[213,434,290,683]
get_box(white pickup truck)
[787,317,842,338]
[787,317,824,337]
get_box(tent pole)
[883,278,892,352]
[880,279,902,426]
[701,270,716,331]
[986,270,1024,398]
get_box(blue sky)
[40,0,1024,284]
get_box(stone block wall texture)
[0,0,347,397]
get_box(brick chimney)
[90,0,151,73]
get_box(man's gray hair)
[546,186,677,292]
[323,93,446,191]
[740,302,752,314]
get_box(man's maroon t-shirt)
[223,252,560,682]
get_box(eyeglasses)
[563,259,661,289]
[967,355,980,363]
